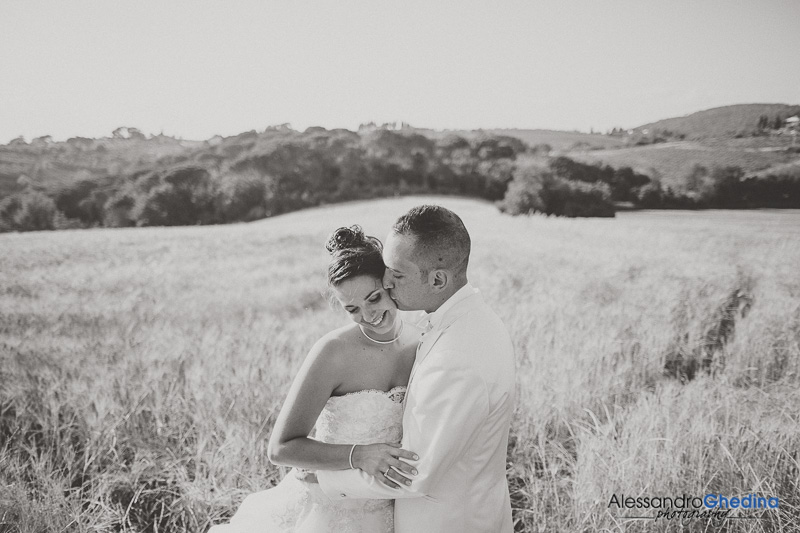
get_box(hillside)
[3,104,800,232]
[634,103,800,139]
[570,138,800,189]
[0,127,631,200]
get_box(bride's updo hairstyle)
[325,225,386,287]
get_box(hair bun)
[326,225,366,253]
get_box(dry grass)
[1,197,799,532]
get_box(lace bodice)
[314,386,406,446]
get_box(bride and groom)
[210,205,516,532]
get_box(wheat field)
[1,197,799,532]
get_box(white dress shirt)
[318,283,517,533]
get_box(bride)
[210,225,420,532]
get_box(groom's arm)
[318,358,489,500]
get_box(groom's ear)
[430,270,448,291]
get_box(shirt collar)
[424,282,478,332]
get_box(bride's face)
[332,274,398,334]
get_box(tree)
[54,179,101,223]
[216,171,269,222]
[637,181,664,208]
[497,167,547,215]
[709,166,745,207]
[0,191,57,231]
[0,195,23,231]
[499,165,615,218]
[111,127,145,140]
[685,164,709,193]
[103,193,136,228]
[610,166,650,202]
[133,166,219,226]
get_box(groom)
[318,205,516,532]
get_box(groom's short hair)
[392,205,470,277]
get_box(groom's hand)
[351,443,419,489]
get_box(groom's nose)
[382,270,394,289]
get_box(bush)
[548,157,650,202]
[53,179,100,223]
[79,188,110,226]
[0,194,23,231]
[135,184,196,226]
[103,192,137,228]
[539,177,615,218]
[701,166,800,208]
[0,190,57,232]
[709,166,746,207]
[499,167,615,218]
[739,173,800,207]
[477,159,515,201]
[216,172,269,222]
[133,166,219,227]
[637,181,664,208]
[610,167,650,202]
[498,168,546,215]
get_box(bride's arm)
[266,335,416,482]
[266,335,353,470]
[318,359,489,500]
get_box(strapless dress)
[209,386,406,533]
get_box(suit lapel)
[409,330,444,381]
[403,292,483,410]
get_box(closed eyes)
[346,293,381,314]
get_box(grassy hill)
[2,196,798,530]
[634,103,800,139]
[569,138,800,189]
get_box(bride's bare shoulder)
[306,324,360,364]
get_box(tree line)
[498,156,800,216]
[1,128,799,232]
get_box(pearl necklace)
[359,320,405,344]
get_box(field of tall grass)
[2,197,799,532]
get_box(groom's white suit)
[318,284,516,532]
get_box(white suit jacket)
[318,284,516,533]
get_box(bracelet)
[348,444,357,469]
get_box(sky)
[2,0,799,143]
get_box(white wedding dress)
[210,386,406,533]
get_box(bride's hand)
[351,443,419,489]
